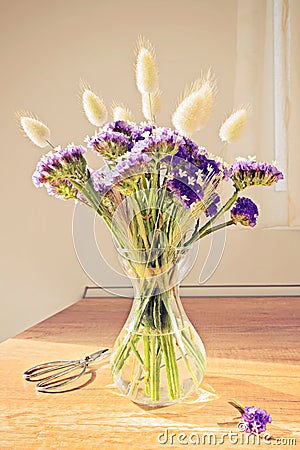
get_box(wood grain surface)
[0,297,299,449]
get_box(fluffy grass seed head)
[17,113,51,148]
[81,84,108,127]
[142,91,161,121]
[136,37,159,94]
[112,103,134,122]
[172,74,216,137]
[219,108,248,143]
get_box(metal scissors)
[23,348,110,393]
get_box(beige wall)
[1,0,299,342]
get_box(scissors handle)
[23,348,110,392]
[36,362,87,392]
[23,360,77,381]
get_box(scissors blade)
[85,348,110,363]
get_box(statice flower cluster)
[231,197,259,227]
[165,135,228,215]
[87,121,154,160]
[87,122,228,215]
[88,121,180,159]
[166,157,221,215]
[130,123,156,141]
[92,149,152,195]
[87,122,223,213]
[230,158,284,190]
[133,126,182,154]
[32,145,88,200]
[88,129,133,160]
[241,406,272,434]
[166,148,224,216]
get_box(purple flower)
[88,130,133,160]
[86,123,227,216]
[166,154,222,216]
[105,120,134,136]
[32,145,88,200]
[176,136,207,163]
[231,197,259,227]
[92,149,152,194]
[241,406,272,434]
[131,123,156,141]
[166,161,203,208]
[133,127,184,154]
[230,159,284,190]
[87,122,158,160]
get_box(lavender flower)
[241,406,272,434]
[230,158,284,190]
[32,145,88,200]
[231,197,259,227]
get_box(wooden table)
[0,297,299,449]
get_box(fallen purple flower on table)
[229,399,272,435]
[241,406,272,434]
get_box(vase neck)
[128,284,188,334]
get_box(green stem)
[184,190,239,246]
[181,332,206,376]
[155,343,162,396]
[131,195,150,250]
[143,334,150,396]
[200,219,235,238]
[166,333,181,398]
[161,335,174,399]
[130,341,144,366]
[150,335,159,401]
[168,287,203,388]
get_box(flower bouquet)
[19,39,283,406]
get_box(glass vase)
[110,245,206,407]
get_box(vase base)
[114,375,199,407]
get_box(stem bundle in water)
[110,257,206,406]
